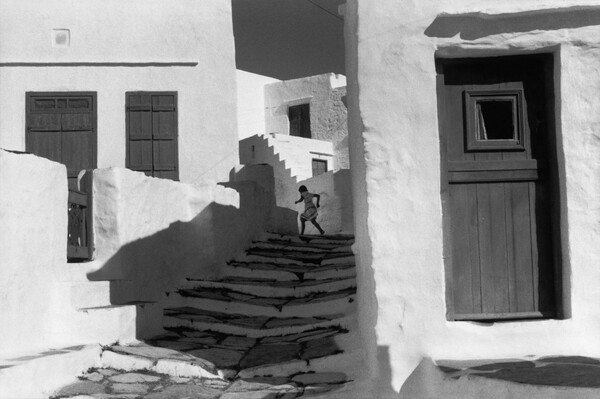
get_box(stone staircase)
[93,232,358,397]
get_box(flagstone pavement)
[52,368,349,399]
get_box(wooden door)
[438,55,559,321]
[126,92,178,181]
[26,93,97,190]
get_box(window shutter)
[126,92,178,180]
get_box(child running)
[294,185,325,235]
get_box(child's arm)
[313,193,321,207]
[294,196,303,204]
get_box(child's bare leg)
[300,219,306,235]
[311,220,325,235]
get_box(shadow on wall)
[88,201,251,302]
[86,166,298,339]
[425,6,600,40]
[231,154,300,234]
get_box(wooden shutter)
[126,92,178,180]
[127,94,153,176]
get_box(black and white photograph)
[0,1,599,398]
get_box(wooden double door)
[26,92,97,190]
[438,55,560,321]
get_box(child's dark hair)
[298,185,307,193]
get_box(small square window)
[52,29,70,48]
[312,159,327,176]
[464,90,525,151]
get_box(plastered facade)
[346,0,600,395]
[0,150,271,362]
[265,73,349,170]
[237,70,280,139]
[0,0,237,185]
[240,133,334,182]
[239,133,353,234]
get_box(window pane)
[477,100,515,140]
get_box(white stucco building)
[236,72,352,235]
[0,0,238,187]
[3,0,600,397]
[238,72,349,179]
[344,0,600,396]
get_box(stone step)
[264,232,355,246]
[245,248,354,263]
[163,307,351,338]
[265,238,354,250]
[168,285,356,318]
[52,366,352,398]
[237,347,362,380]
[147,325,350,378]
[100,343,227,380]
[238,252,355,267]
[225,260,356,281]
[251,241,353,254]
[181,276,356,298]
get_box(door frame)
[436,54,564,321]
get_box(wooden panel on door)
[27,131,62,163]
[28,114,61,131]
[439,55,558,321]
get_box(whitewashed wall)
[346,0,600,396]
[286,170,354,235]
[0,151,68,355]
[238,136,352,235]
[239,133,345,232]
[0,150,270,360]
[0,0,237,185]
[239,133,333,203]
[265,73,349,169]
[88,167,270,300]
[237,70,280,139]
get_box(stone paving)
[437,356,600,388]
[52,368,350,398]
[176,286,356,311]
[52,234,357,398]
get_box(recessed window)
[312,159,327,176]
[126,92,179,181]
[465,90,524,151]
[52,29,70,47]
[289,103,311,138]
